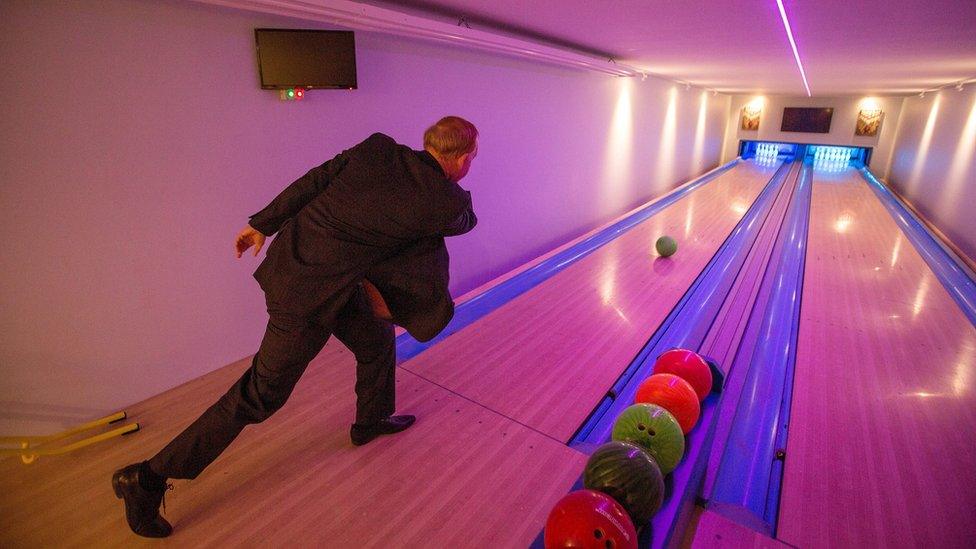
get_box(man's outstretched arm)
[247,150,351,236]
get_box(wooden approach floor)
[0,344,585,547]
[0,162,774,547]
[777,167,976,547]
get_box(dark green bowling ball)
[583,440,665,527]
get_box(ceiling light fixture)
[774,0,812,97]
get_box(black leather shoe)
[111,464,173,538]
[350,415,416,446]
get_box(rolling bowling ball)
[544,489,638,549]
[583,441,665,528]
[611,403,684,474]
[634,373,700,434]
[655,236,677,257]
[652,348,713,401]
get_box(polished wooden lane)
[0,340,586,547]
[402,161,778,441]
[777,167,976,547]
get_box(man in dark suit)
[111,116,479,538]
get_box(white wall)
[887,88,976,262]
[722,95,904,179]
[0,0,729,433]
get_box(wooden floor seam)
[398,361,574,448]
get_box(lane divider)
[706,162,812,534]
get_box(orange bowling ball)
[634,374,700,434]
[652,349,713,402]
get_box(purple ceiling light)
[775,0,812,96]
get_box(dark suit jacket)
[248,133,476,341]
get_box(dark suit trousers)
[148,286,396,480]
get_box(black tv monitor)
[781,107,833,133]
[255,29,357,89]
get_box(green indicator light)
[288,90,294,97]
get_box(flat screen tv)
[255,29,357,89]
[781,107,833,133]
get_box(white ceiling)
[361,0,976,96]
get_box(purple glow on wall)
[0,0,731,433]
[775,0,812,97]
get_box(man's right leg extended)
[113,312,329,537]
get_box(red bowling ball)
[544,489,638,549]
[652,349,713,401]
[634,373,701,434]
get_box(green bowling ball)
[655,236,677,257]
[611,403,685,474]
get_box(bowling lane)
[402,160,777,442]
[778,167,976,547]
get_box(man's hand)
[362,279,393,321]
[235,225,266,258]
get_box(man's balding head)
[424,116,479,182]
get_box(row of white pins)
[755,143,780,165]
[813,146,852,161]
[813,146,852,172]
